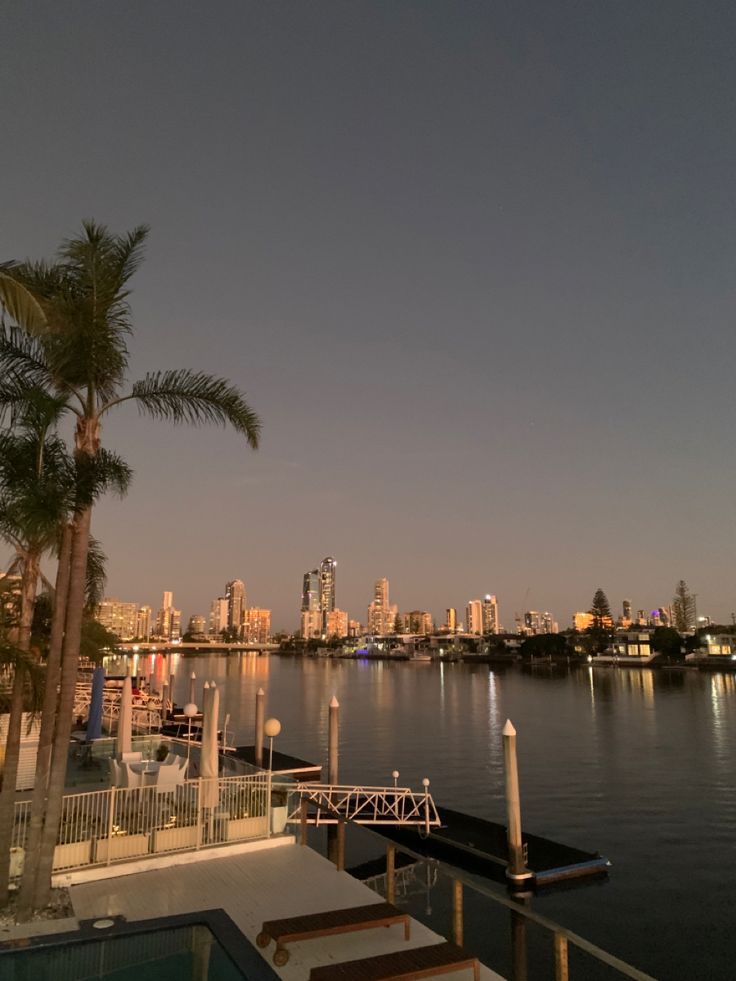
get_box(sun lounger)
[308,941,480,981]
[256,902,410,966]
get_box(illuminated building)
[445,608,457,633]
[225,579,246,636]
[326,609,348,638]
[187,614,207,637]
[301,570,320,614]
[154,591,181,640]
[482,594,499,634]
[135,605,152,640]
[367,578,396,634]
[209,596,228,638]
[521,610,557,635]
[96,598,138,640]
[401,611,434,635]
[300,610,322,639]
[244,608,271,644]
[319,557,337,632]
[573,612,594,631]
[348,619,361,636]
[466,600,483,635]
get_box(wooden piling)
[503,719,531,885]
[452,879,463,946]
[328,695,339,785]
[336,817,346,871]
[386,845,396,904]
[300,798,308,846]
[255,688,265,768]
[554,932,569,981]
[510,908,528,981]
[189,672,196,706]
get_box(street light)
[264,717,281,772]
[183,702,198,772]
[392,770,400,788]
[263,718,282,839]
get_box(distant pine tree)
[672,580,696,632]
[589,588,612,630]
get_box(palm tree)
[0,396,75,904]
[0,221,260,911]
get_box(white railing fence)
[10,772,273,879]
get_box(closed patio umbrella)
[86,665,105,741]
[116,675,133,759]
[200,682,219,810]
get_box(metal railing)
[10,771,273,879]
[368,834,657,981]
[291,783,441,831]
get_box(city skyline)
[94,566,716,636]
[2,4,735,629]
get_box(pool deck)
[70,840,503,980]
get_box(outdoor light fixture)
[183,701,198,770]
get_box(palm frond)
[0,325,55,394]
[73,448,133,510]
[0,268,48,333]
[107,370,261,448]
[84,537,107,612]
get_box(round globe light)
[264,718,282,738]
[183,702,198,718]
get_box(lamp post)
[392,770,399,788]
[264,718,282,838]
[183,702,198,773]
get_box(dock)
[372,805,609,888]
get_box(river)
[163,654,736,980]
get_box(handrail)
[364,828,657,981]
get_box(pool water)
[1,922,255,981]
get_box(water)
[164,655,736,980]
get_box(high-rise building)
[300,610,322,639]
[319,557,337,632]
[623,599,632,622]
[466,600,483,635]
[367,578,396,634]
[348,619,361,637]
[445,608,457,633]
[135,605,152,640]
[326,609,348,638]
[401,611,433,635]
[95,598,138,641]
[155,591,180,640]
[244,608,271,644]
[187,614,207,637]
[521,610,557,635]
[209,597,228,638]
[301,570,320,613]
[225,579,246,637]
[574,612,594,631]
[482,595,499,634]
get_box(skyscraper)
[136,605,152,640]
[209,596,228,638]
[482,595,499,634]
[243,608,271,644]
[446,608,457,633]
[95,598,138,640]
[155,591,181,641]
[225,579,246,637]
[302,570,320,613]
[466,600,483,635]
[367,578,396,634]
[319,557,336,633]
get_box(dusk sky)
[3,2,735,630]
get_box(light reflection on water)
[158,655,736,981]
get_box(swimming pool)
[0,910,280,980]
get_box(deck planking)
[71,843,502,981]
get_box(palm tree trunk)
[31,508,91,909]
[16,524,72,920]
[0,551,40,906]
